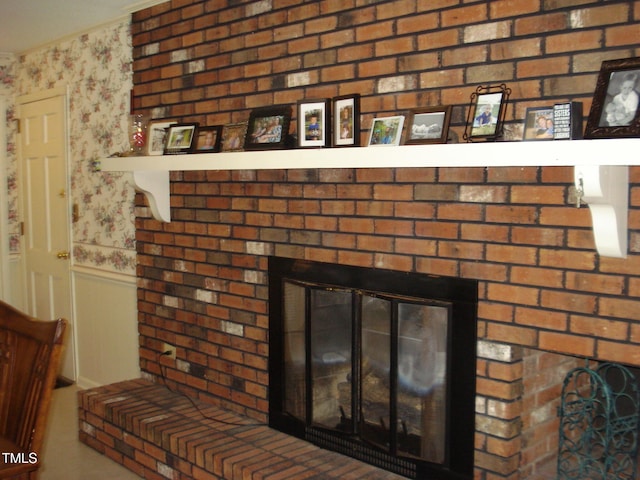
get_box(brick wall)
[130,1,640,478]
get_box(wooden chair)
[0,301,66,479]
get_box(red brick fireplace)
[128,1,640,478]
[133,162,640,479]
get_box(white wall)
[73,267,139,388]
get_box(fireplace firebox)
[268,257,478,479]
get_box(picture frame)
[553,102,583,140]
[220,122,248,152]
[464,84,511,142]
[147,120,176,155]
[163,123,198,154]
[194,126,222,153]
[405,106,452,144]
[333,94,360,147]
[298,99,331,148]
[244,106,291,150]
[523,106,555,141]
[585,57,640,139]
[368,115,405,146]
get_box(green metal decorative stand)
[557,361,639,479]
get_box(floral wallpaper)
[10,20,137,275]
[0,55,19,253]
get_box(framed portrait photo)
[368,115,405,146]
[194,126,222,153]
[298,99,330,148]
[585,57,640,139]
[523,106,555,141]
[147,120,176,155]
[464,84,511,142]
[333,94,360,147]
[220,122,248,152]
[163,123,198,154]
[244,106,291,150]
[405,106,452,145]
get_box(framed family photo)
[194,126,222,153]
[523,107,555,141]
[163,123,198,154]
[368,115,405,146]
[298,99,330,148]
[405,106,452,144]
[333,94,360,147]
[244,106,291,150]
[464,84,510,142]
[585,57,640,139]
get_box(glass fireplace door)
[282,279,450,465]
[309,288,353,430]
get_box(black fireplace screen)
[269,257,478,479]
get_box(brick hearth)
[79,378,406,480]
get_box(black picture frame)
[333,94,360,147]
[244,106,291,150]
[585,57,640,139]
[163,123,198,154]
[405,106,452,145]
[194,126,222,153]
[464,84,510,142]
[523,106,555,141]
[298,99,331,148]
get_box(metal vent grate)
[306,426,417,479]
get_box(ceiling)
[0,0,167,54]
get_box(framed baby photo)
[298,99,331,148]
[523,107,555,141]
[464,84,510,142]
[194,126,222,153]
[163,123,198,154]
[368,115,405,146]
[585,57,640,139]
[333,94,360,147]
[245,106,291,150]
[405,106,452,144]
[147,120,176,155]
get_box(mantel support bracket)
[574,165,628,258]
[132,170,171,223]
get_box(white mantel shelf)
[100,138,640,258]
[101,138,639,171]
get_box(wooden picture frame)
[523,106,555,141]
[333,94,360,147]
[298,99,330,148]
[194,126,222,153]
[244,106,291,150]
[585,57,640,139]
[220,122,248,152]
[163,123,198,154]
[147,120,176,155]
[464,84,510,142]
[368,115,405,146]
[405,106,452,145]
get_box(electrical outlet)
[162,342,176,359]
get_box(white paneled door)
[19,91,75,380]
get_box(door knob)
[56,251,70,260]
